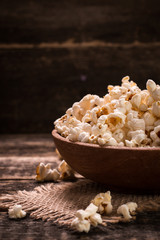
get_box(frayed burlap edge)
[1,179,160,228]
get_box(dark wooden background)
[1,0,160,133]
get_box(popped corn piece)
[108,85,127,100]
[92,123,108,136]
[82,111,92,124]
[66,107,72,116]
[85,203,98,216]
[90,107,99,124]
[8,205,26,219]
[81,122,92,134]
[107,112,126,130]
[91,191,113,215]
[90,213,103,226]
[126,202,138,215]
[122,75,130,83]
[127,130,149,146]
[88,134,98,144]
[117,141,125,147]
[97,115,108,125]
[127,110,139,121]
[79,94,96,110]
[105,137,118,146]
[58,160,75,180]
[150,125,160,146]
[147,79,157,92]
[93,96,105,107]
[36,163,60,182]
[71,203,102,232]
[151,101,160,118]
[125,139,137,147]
[130,94,141,108]
[154,119,160,127]
[76,209,88,221]
[104,94,111,104]
[71,217,90,233]
[78,132,90,143]
[139,103,148,112]
[112,129,125,143]
[117,202,137,221]
[143,112,156,127]
[117,204,132,221]
[72,102,84,120]
[147,79,160,101]
[97,137,107,146]
[68,127,81,142]
[152,86,160,101]
[127,118,145,131]
[97,132,115,146]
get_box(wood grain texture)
[0,0,160,44]
[1,46,160,133]
[0,135,160,240]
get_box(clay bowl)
[52,129,160,193]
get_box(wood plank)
[0,134,56,155]
[0,134,60,179]
[0,135,160,239]
[1,180,160,240]
[0,46,160,133]
[0,0,160,43]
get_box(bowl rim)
[52,129,160,151]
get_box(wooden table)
[0,135,160,240]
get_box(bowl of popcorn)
[52,76,160,192]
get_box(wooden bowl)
[52,129,160,192]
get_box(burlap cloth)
[1,178,160,228]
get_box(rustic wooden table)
[0,135,160,240]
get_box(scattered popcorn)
[117,202,138,221]
[8,205,26,219]
[91,191,113,215]
[71,217,91,233]
[54,77,160,147]
[71,203,102,232]
[58,160,75,180]
[36,160,75,182]
[36,163,60,182]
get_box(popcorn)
[107,112,126,131]
[8,205,26,219]
[68,127,81,141]
[147,79,157,92]
[78,132,90,143]
[71,217,91,233]
[147,79,160,101]
[36,163,60,182]
[143,112,156,127]
[71,203,102,232]
[91,191,113,215]
[54,77,160,147]
[150,125,160,146]
[58,160,75,180]
[112,129,125,143]
[131,93,141,109]
[82,122,92,134]
[127,118,145,131]
[151,101,160,118]
[126,130,150,147]
[117,202,138,221]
